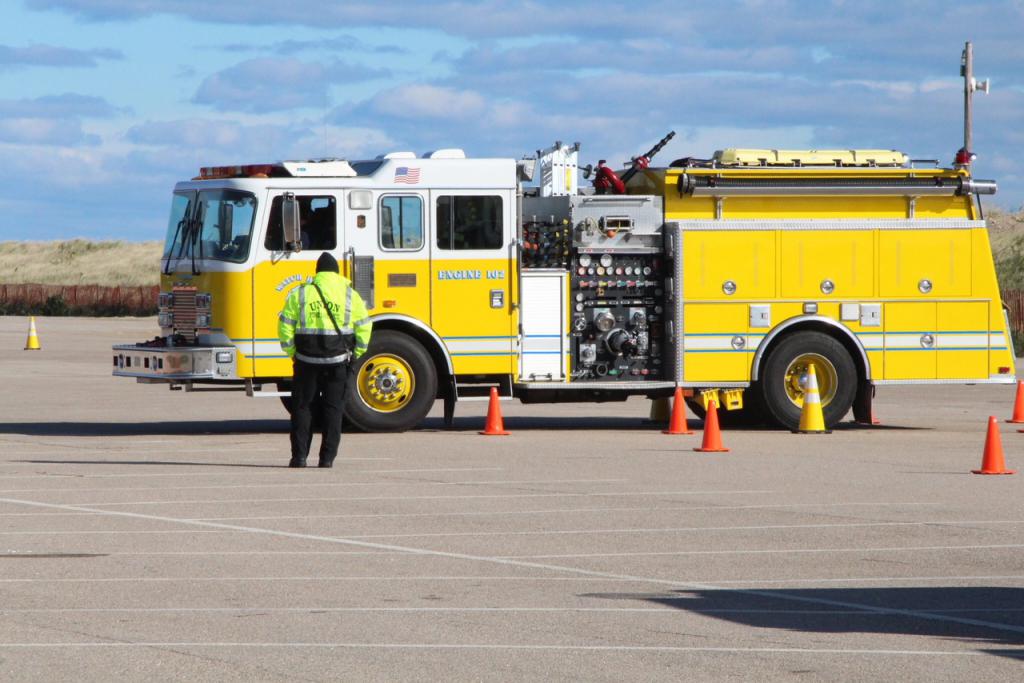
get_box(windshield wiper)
[190,204,205,275]
[163,216,187,276]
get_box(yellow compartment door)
[883,302,937,380]
[937,302,989,379]
[683,304,751,383]
[430,190,516,375]
[879,230,972,297]
[780,230,873,298]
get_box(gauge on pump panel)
[643,266,652,275]
[596,267,606,276]
[600,253,613,268]
[579,254,592,268]
[624,266,633,275]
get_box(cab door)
[429,190,516,375]
[342,189,430,323]
[251,189,345,378]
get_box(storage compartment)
[780,230,873,298]
[879,230,971,297]
[519,272,567,381]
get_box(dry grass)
[0,240,162,286]
[2,211,1023,288]
[986,208,1024,259]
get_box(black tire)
[759,331,857,430]
[685,388,766,428]
[344,330,438,432]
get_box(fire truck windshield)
[162,189,258,266]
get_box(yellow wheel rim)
[783,353,837,408]
[357,353,416,413]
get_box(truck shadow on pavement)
[0,420,289,437]
[422,417,929,432]
[14,458,283,468]
[0,416,930,436]
[582,586,1024,659]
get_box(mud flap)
[852,380,875,425]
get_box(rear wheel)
[759,331,856,430]
[344,330,438,432]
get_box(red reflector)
[999,366,1012,374]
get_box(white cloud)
[368,84,487,120]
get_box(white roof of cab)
[280,159,357,177]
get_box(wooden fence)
[1003,290,1024,341]
[0,284,158,315]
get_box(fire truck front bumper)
[112,344,237,380]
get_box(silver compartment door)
[519,272,566,381]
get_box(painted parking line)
[0,576,653,584]
[3,606,1023,615]
[0,501,939,519]
[503,543,1024,559]
[55,490,777,507]
[0,461,438,480]
[3,495,1022,640]
[0,643,998,656]
[320,520,1024,541]
[0,478,626,494]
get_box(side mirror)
[217,201,233,244]
[282,193,301,252]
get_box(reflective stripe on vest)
[295,351,351,365]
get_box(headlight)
[157,293,174,309]
[195,293,212,309]
[195,312,212,328]
[158,311,173,328]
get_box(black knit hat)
[316,252,339,273]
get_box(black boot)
[317,459,333,468]
[288,458,307,468]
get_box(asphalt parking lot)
[1,316,1023,681]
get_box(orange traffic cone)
[24,316,41,350]
[694,400,729,452]
[974,416,1015,475]
[479,387,510,436]
[663,387,693,435]
[1008,381,1024,423]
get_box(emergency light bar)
[197,159,357,180]
[198,164,275,180]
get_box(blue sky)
[0,0,1022,241]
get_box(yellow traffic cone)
[649,396,671,423]
[24,316,41,351]
[793,364,830,434]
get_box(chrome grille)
[172,286,198,343]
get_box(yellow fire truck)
[113,43,1014,431]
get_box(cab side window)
[436,195,503,250]
[380,195,423,250]
[264,195,337,251]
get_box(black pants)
[290,360,350,465]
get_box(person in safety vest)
[278,253,372,468]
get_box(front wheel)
[344,330,438,432]
[759,331,857,430]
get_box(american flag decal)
[394,166,421,184]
